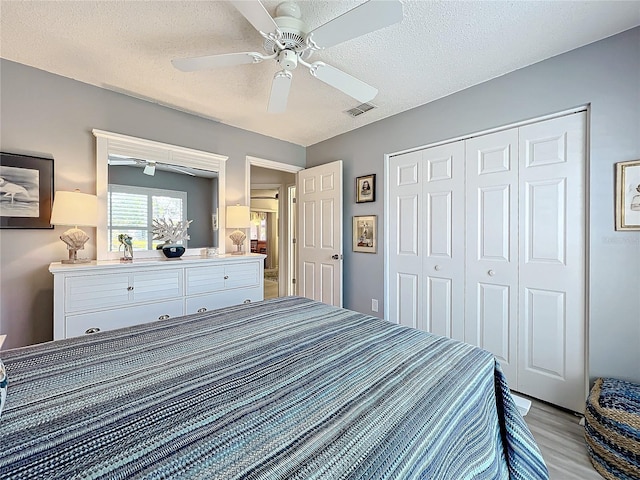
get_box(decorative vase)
[161,244,186,259]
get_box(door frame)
[245,156,303,297]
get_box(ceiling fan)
[109,157,196,177]
[171,0,404,113]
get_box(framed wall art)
[615,159,640,231]
[355,174,375,203]
[353,215,376,253]
[0,152,54,229]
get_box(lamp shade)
[226,205,250,229]
[50,190,98,227]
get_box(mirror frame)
[93,129,227,260]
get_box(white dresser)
[50,254,266,340]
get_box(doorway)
[250,186,281,299]
[246,157,302,299]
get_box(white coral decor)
[152,218,192,244]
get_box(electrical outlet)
[371,299,378,312]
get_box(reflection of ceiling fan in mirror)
[109,157,196,177]
[172,0,403,113]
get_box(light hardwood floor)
[264,279,279,300]
[524,397,602,480]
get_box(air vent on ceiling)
[344,102,377,118]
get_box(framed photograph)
[0,152,54,229]
[353,215,377,253]
[355,174,375,203]
[615,159,640,231]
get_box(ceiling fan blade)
[307,0,403,49]
[309,62,378,103]
[268,70,293,113]
[229,0,279,35]
[172,52,266,72]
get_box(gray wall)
[109,165,217,248]
[0,59,305,350]
[307,28,640,384]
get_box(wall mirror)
[94,129,227,260]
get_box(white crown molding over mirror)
[94,129,228,260]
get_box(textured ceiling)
[1,1,639,147]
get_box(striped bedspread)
[1,296,548,479]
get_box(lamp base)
[61,247,90,264]
[61,258,91,264]
[229,230,246,255]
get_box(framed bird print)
[0,152,54,229]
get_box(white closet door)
[422,141,465,340]
[517,112,586,412]
[388,151,423,329]
[465,128,519,384]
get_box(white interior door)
[517,112,586,412]
[297,161,343,307]
[465,128,520,384]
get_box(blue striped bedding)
[0,296,548,479]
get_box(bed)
[0,296,548,479]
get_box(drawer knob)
[85,327,101,334]
[224,275,229,280]
[197,307,207,313]
[158,314,170,320]
[127,286,134,291]
[243,299,251,304]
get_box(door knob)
[434,265,441,271]
[331,254,342,260]
[488,269,495,277]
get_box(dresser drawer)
[186,262,260,295]
[65,299,184,338]
[224,262,260,289]
[186,265,226,295]
[132,270,183,302]
[185,286,262,315]
[65,274,130,313]
[65,270,183,313]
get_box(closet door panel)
[517,112,586,412]
[465,128,519,384]
[422,141,465,341]
[389,151,423,328]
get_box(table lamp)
[226,204,250,255]
[50,189,98,264]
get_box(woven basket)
[584,378,640,480]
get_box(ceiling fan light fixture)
[278,49,298,70]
